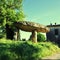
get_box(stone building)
[46,23,60,43]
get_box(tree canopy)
[0,0,25,39]
[0,0,25,26]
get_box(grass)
[0,38,60,60]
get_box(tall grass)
[0,38,60,60]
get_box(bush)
[37,33,46,42]
[0,26,5,38]
[0,51,17,60]
[0,39,60,60]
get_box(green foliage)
[0,39,60,60]
[0,0,25,39]
[0,51,17,60]
[0,26,5,38]
[0,0,25,26]
[37,33,46,42]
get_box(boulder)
[14,21,49,32]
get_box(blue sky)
[23,0,60,25]
[21,0,60,40]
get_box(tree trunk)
[6,24,14,40]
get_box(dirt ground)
[42,52,60,59]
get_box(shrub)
[0,26,5,38]
[0,51,17,60]
[0,39,60,60]
[37,33,46,42]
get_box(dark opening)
[6,24,14,40]
[55,29,58,35]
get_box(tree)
[0,0,25,39]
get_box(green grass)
[0,38,60,60]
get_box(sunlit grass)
[0,38,60,60]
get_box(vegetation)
[0,0,24,25]
[0,0,60,60]
[0,38,60,60]
[37,33,46,42]
[0,0,25,39]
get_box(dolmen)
[14,21,50,43]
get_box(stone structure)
[47,23,60,43]
[14,21,49,43]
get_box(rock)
[14,21,50,32]
[14,21,50,43]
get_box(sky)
[23,0,60,25]
[21,0,60,40]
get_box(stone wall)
[46,26,60,43]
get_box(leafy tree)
[0,0,25,39]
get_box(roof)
[47,24,60,27]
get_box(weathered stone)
[14,21,50,43]
[14,21,50,32]
[31,30,37,43]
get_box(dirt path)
[42,53,60,59]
